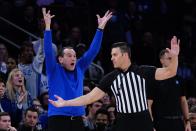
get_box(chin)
[113,65,118,68]
[70,69,75,71]
[68,67,75,71]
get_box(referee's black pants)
[113,110,153,131]
[48,115,85,131]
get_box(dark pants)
[113,111,153,131]
[48,115,85,131]
[154,118,184,131]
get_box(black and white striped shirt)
[98,65,156,114]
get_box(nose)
[6,121,11,126]
[111,56,114,61]
[19,74,22,78]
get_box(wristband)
[184,118,190,123]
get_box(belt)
[64,116,82,120]
[162,116,182,120]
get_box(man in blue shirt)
[42,8,112,131]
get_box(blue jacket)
[0,95,22,127]
[44,29,103,116]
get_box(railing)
[0,35,20,49]
[0,16,39,48]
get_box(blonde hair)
[6,68,27,103]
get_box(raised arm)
[97,10,113,30]
[32,39,45,74]
[42,8,55,31]
[42,8,56,72]
[155,36,180,80]
[49,87,105,107]
[78,11,112,70]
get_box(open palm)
[97,10,113,29]
[167,36,180,57]
[49,95,66,107]
[42,8,55,27]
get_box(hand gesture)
[49,95,66,107]
[8,126,17,131]
[166,36,180,57]
[42,8,55,30]
[97,10,113,29]
[17,92,26,104]
[185,121,192,131]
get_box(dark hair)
[58,46,74,57]
[19,41,35,56]
[24,107,39,116]
[0,112,10,119]
[38,92,48,110]
[0,77,5,84]
[111,42,131,59]
[95,108,110,120]
[159,49,169,59]
[7,56,18,65]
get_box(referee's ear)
[122,52,129,58]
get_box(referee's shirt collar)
[118,64,134,74]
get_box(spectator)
[0,43,8,74]
[6,68,32,110]
[18,41,44,99]
[18,107,42,131]
[0,77,22,128]
[93,108,112,131]
[0,112,17,131]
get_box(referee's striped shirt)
[98,65,156,114]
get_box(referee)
[49,37,180,131]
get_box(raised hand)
[42,8,55,30]
[17,91,27,104]
[166,36,180,57]
[97,10,113,30]
[49,95,66,107]
[185,122,192,131]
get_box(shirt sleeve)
[138,65,156,99]
[77,29,103,72]
[32,39,45,74]
[97,71,117,95]
[138,65,156,81]
[44,31,56,73]
[146,81,155,100]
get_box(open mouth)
[18,80,23,83]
